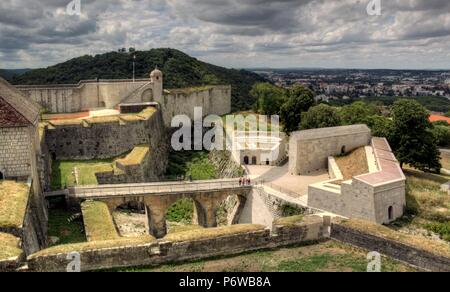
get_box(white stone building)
[289,125,406,225]
[230,130,288,166]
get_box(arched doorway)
[244,156,249,165]
[252,156,257,165]
[0,171,4,180]
[388,206,394,221]
[266,159,270,166]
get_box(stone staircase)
[115,82,152,107]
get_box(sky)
[0,0,450,69]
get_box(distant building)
[429,115,450,124]
[230,130,288,166]
[314,94,329,102]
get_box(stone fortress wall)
[27,215,327,272]
[289,124,372,175]
[0,127,33,178]
[43,108,166,161]
[160,86,231,126]
[17,79,152,114]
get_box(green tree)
[339,101,378,125]
[432,125,450,147]
[250,83,287,116]
[391,99,441,172]
[365,115,394,141]
[433,120,450,127]
[300,104,342,130]
[280,86,315,133]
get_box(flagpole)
[133,54,135,83]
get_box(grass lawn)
[81,201,119,241]
[391,168,450,243]
[166,198,194,223]
[335,147,369,180]
[115,241,416,272]
[0,181,30,229]
[166,151,217,181]
[0,233,22,260]
[47,208,86,246]
[51,159,115,190]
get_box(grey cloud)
[0,0,450,69]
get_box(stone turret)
[150,68,163,101]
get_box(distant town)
[253,69,450,109]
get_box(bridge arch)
[143,194,208,239]
[71,180,252,239]
[112,200,148,237]
[215,193,247,226]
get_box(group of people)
[239,177,252,186]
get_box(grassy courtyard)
[47,207,86,246]
[50,158,116,190]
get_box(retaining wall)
[331,222,450,272]
[0,256,23,272]
[44,109,166,161]
[27,216,326,272]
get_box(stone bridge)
[68,179,253,238]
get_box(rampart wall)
[331,221,450,272]
[44,108,166,161]
[17,81,232,127]
[27,216,326,272]
[160,86,231,126]
[17,79,151,113]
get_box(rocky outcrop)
[209,150,244,179]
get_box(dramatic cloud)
[0,0,449,69]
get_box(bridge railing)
[71,178,260,198]
[255,179,301,199]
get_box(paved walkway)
[246,164,329,197]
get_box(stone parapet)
[27,216,327,272]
